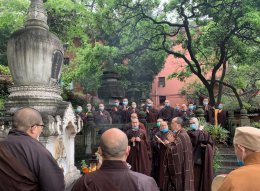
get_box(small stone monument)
[3,0,82,188]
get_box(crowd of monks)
[75,98,223,191]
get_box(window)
[159,96,166,104]
[158,77,165,87]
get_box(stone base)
[65,166,81,189]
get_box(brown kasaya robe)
[110,106,123,124]
[126,128,152,176]
[151,130,174,189]
[163,128,194,191]
[72,160,159,191]
[159,106,176,122]
[145,107,159,123]
[188,130,214,191]
[0,129,65,191]
[0,142,39,191]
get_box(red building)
[151,45,202,108]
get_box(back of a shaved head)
[13,107,43,132]
[99,128,128,160]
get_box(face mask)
[203,102,208,106]
[161,129,169,133]
[181,110,186,112]
[175,107,180,111]
[87,106,91,111]
[147,103,152,107]
[173,130,177,134]
[132,105,136,108]
[165,103,170,107]
[132,126,139,131]
[190,124,198,130]
[237,159,244,166]
[218,105,223,109]
[156,122,161,127]
[123,101,128,105]
[76,108,82,113]
[114,102,119,106]
[99,107,104,111]
[189,106,194,110]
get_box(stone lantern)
[3,0,81,188]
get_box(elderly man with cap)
[217,126,260,191]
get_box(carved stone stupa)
[3,0,81,188]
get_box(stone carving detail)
[51,50,63,81]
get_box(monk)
[158,100,176,122]
[152,121,174,190]
[163,117,194,191]
[126,118,152,176]
[123,113,146,133]
[72,128,159,191]
[187,117,214,191]
[110,99,123,124]
[145,99,159,123]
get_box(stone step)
[217,147,235,154]
[215,166,238,175]
[219,159,238,166]
[220,153,237,161]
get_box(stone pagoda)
[3,0,82,188]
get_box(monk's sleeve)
[217,176,235,191]
[38,150,65,191]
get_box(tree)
[107,0,259,106]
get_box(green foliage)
[251,121,260,129]
[0,64,10,75]
[203,123,229,144]
[213,148,221,171]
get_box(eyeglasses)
[31,124,45,128]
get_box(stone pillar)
[240,108,251,126]
[227,110,236,139]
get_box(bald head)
[13,107,43,132]
[99,128,129,160]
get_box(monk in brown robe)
[150,118,163,181]
[159,100,176,122]
[0,108,64,191]
[110,99,123,124]
[72,128,159,191]
[188,117,214,191]
[126,118,152,176]
[163,117,194,191]
[152,121,174,190]
[145,99,159,123]
[123,113,147,133]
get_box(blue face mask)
[156,122,161,127]
[173,130,177,134]
[123,101,128,105]
[161,129,169,133]
[237,159,244,166]
[114,102,119,106]
[132,126,139,131]
[218,105,223,109]
[189,106,194,110]
[76,108,82,113]
[147,103,152,107]
[175,107,180,111]
[190,124,198,130]
[203,102,208,106]
[165,103,170,107]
